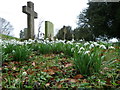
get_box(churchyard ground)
[1,38,120,89]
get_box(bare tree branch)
[0,17,14,36]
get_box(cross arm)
[22,6,31,14]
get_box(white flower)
[79,39,83,42]
[84,51,90,54]
[22,72,27,76]
[99,45,106,49]
[108,46,115,49]
[71,48,74,52]
[3,45,6,48]
[76,44,79,47]
[84,42,89,46]
[79,47,85,50]
[12,50,15,53]
[89,44,94,49]
[67,41,72,44]
[108,38,118,43]
[14,79,20,84]
[93,42,99,46]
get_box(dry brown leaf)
[50,66,61,71]
[82,79,87,83]
[46,83,50,87]
[3,62,9,66]
[73,74,84,79]
[32,62,36,66]
[105,78,111,85]
[69,79,78,83]
[28,71,34,75]
[35,66,41,69]
[116,80,120,84]
[65,63,72,67]
[57,84,62,88]
[43,69,55,75]
[12,67,16,70]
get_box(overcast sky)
[0,0,88,38]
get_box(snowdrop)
[67,41,72,44]
[84,51,90,54]
[3,45,6,48]
[71,48,74,52]
[75,44,79,48]
[78,47,85,53]
[108,38,118,43]
[99,45,106,49]
[79,47,85,50]
[12,50,15,53]
[108,46,115,49]
[93,42,99,46]
[84,42,89,46]
[22,71,27,76]
[89,44,94,49]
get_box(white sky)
[0,0,88,38]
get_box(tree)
[37,20,44,39]
[56,26,73,40]
[74,27,93,41]
[77,2,120,39]
[0,17,14,36]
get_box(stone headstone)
[19,30,24,39]
[45,21,54,40]
[24,28,28,39]
[63,26,67,40]
[22,1,38,40]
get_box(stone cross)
[22,1,38,39]
[45,21,54,40]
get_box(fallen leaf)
[69,79,78,83]
[57,84,62,88]
[32,62,36,66]
[35,66,41,69]
[43,69,55,75]
[50,66,61,71]
[46,83,50,87]
[73,74,84,79]
[12,67,16,70]
[105,78,111,85]
[65,63,72,67]
[82,79,87,83]
[27,71,34,75]
[116,80,120,84]
[2,62,9,66]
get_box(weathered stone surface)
[45,21,54,40]
[19,30,24,39]
[22,1,38,39]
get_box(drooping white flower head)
[108,38,119,43]
[84,51,90,54]
[108,46,115,49]
[93,42,99,46]
[84,42,90,46]
[71,48,74,52]
[79,47,85,50]
[22,71,27,76]
[99,45,106,49]
[89,44,94,49]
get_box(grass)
[0,34,21,41]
